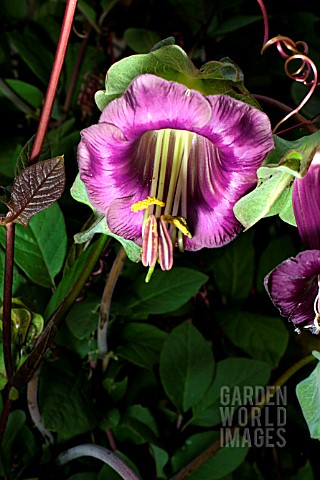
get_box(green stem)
[12,234,108,391]
[171,354,316,480]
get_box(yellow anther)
[161,215,192,238]
[131,196,165,212]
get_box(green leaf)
[39,359,97,438]
[8,30,53,84]
[210,15,261,36]
[0,248,25,300]
[65,294,100,339]
[114,405,158,445]
[210,231,254,300]
[15,134,51,175]
[159,322,214,412]
[296,351,320,439]
[172,431,249,479]
[124,267,208,317]
[95,45,259,112]
[191,358,271,427]
[218,311,289,369]
[234,131,320,229]
[124,28,161,53]
[68,474,97,480]
[291,460,315,480]
[117,323,168,369]
[2,79,43,109]
[234,166,295,230]
[1,410,26,466]
[45,237,106,319]
[256,235,297,293]
[0,203,67,288]
[150,444,169,479]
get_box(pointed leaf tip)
[5,156,65,227]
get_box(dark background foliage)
[0,0,320,479]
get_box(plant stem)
[171,353,316,480]
[0,0,79,444]
[253,94,318,134]
[2,223,15,382]
[29,0,78,165]
[12,234,108,391]
[56,444,141,480]
[27,367,54,445]
[98,247,126,365]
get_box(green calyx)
[95,41,260,112]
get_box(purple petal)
[100,74,212,137]
[264,249,320,326]
[185,98,274,249]
[293,152,320,249]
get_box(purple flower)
[78,74,273,276]
[265,152,320,333]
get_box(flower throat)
[131,128,194,282]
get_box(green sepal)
[234,131,320,230]
[71,174,141,263]
[95,45,259,112]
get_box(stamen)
[158,217,173,270]
[303,274,320,334]
[161,215,192,238]
[131,196,165,212]
[164,130,184,215]
[155,129,170,216]
[141,215,158,268]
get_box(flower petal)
[293,152,320,249]
[264,250,320,326]
[184,97,274,249]
[100,74,212,137]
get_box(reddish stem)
[256,0,269,47]
[29,0,78,165]
[2,223,15,382]
[0,0,79,444]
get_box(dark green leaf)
[8,31,53,84]
[150,444,169,479]
[159,322,214,412]
[2,79,43,109]
[114,405,158,445]
[210,231,254,300]
[0,203,67,288]
[124,28,161,53]
[218,311,289,368]
[117,323,168,369]
[65,294,100,339]
[15,134,51,175]
[45,238,106,319]
[172,431,249,479]
[124,267,208,317]
[256,235,297,292]
[296,351,320,439]
[191,358,271,427]
[39,359,97,438]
